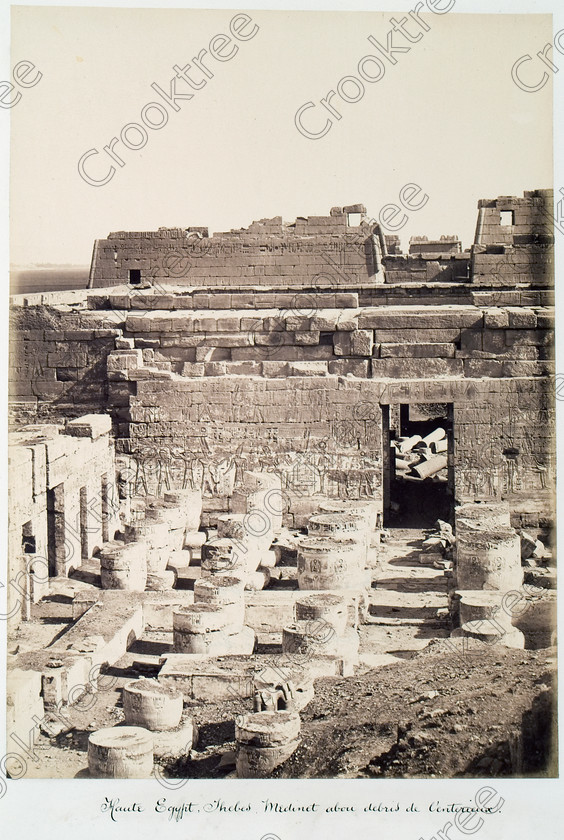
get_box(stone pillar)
[99,541,147,591]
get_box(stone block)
[204,362,226,376]
[380,343,456,358]
[107,350,143,371]
[311,311,340,331]
[225,361,262,376]
[181,363,205,377]
[350,330,374,356]
[484,309,509,329]
[507,308,537,329]
[460,329,483,352]
[294,331,320,345]
[288,361,328,377]
[463,359,505,377]
[261,361,290,377]
[371,358,462,378]
[333,332,351,356]
[63,414,112,439]
[328,359,369,377]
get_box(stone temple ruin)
[6,190,557,779]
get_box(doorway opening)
[382,403,454,528]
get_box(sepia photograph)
[1,2,562,835]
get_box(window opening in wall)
[347,213,362,227]
[500,210,514,226]
[129,269,142,284]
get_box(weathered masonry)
[9,190,555,533]
[7,416,119,629]
[6,189,556,780]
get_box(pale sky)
[10,7,553,265]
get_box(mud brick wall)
[89,207,381,289]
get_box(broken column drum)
[456,529,523,591]
[145,500,187,551]
[455,590,514,631]
[163,488,203,532]
[122,679,183,731]
[452,619,525,650]
[193,575,245,627]
[145,568,177,591]
[455,502,512,536]
[99,541,147,591]
[295,593,348,636]
[217,512,271,563]
[411,455,448,480]
[124,519,169,574]
[421,427,446,447]
[307,512,370,564]
[317,500,381,564]
[201,538,245,576]
[235,711,301,778]
[318,499,380,531]
[297,536,366,590]
[173,603,241,653]
[145,500,186,530]
[128,495,147,522]
[88,726,153,778]
[282,620,343,658]
[232,471,284,536]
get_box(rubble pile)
[392,427,448,483]
[420,519,455,569]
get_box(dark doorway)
[382,403,454,528]
[129,269,141,285]
[22,522,36,554]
